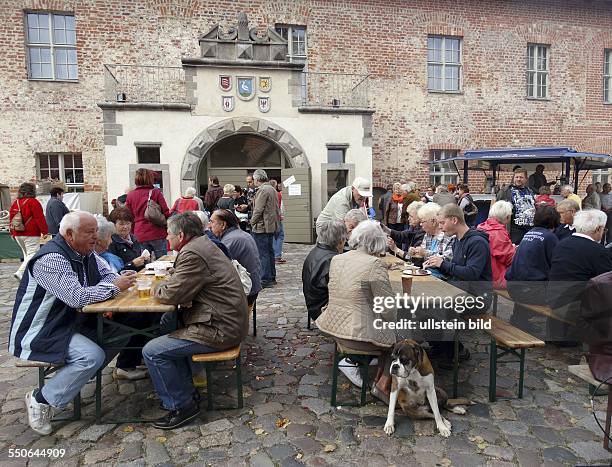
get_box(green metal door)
[281,167,313,244]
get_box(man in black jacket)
[302,219,347,320]
[45,187,69,236]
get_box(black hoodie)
[439,228,493,312]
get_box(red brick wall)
[1,0,611,197]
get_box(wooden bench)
[15,360,81,421]
[568,364,612,453]
[330,341,382,407]
[493,289,576,325]
[192,345,243,410]
[459,315,545,402]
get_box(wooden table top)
[82,285,175,314]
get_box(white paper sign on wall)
[282,175,296,187]
[288,184,301,196]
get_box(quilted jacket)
[315,249,396,347]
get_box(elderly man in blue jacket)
[424,203,493,364]
[9,211,135,435]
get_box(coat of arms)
[237,76,255,101]
[222,95,235,112]
[258,96,270,113]
[219,75,232,92]
[259,77,271,93]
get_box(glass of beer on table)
[136,278,152,299]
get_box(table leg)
[605,388,612,452]
[96,314,103,424]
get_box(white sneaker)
[113,367,148,380]
[339,358,363,388]
[25,390,54,435]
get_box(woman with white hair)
[316,220,396,403]
[407,203,454,268]
[216,184,236,211]
[344,208,368,236]
[477,200,515,289]
[384,201,425,258]
[94,216,123,273]
[169,186,203,216]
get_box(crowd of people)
[6,165,612,435]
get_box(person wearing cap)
[316,177,371,235]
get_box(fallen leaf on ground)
[122,426,134,433]
[276,418,290,428]
[156,436,167,444]
[323,444,336,452]
[254,428,265,435]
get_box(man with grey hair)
[316,177,372,234]
[251,169,280,287]
[554,198,580,240]
[560,184,582,208]
[344,208,368,237]
[547,209,612,343]
[169,186,204,215]
[9,211,136,435]
[302,219,347,321]
[401,181,421,206]
[432,185,456,207]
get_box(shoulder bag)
[144,190,167,227]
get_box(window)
[275,25,307,62]
[137,146,161,164]
[430,150,458,186]
[327,170,348,201]
[327,147,346,164]
[427,36,462,92]
[25,12,77,80]
[37,153,84,192]
[605,49,612,103]
[593,169,609,185]
[527,44,549,99]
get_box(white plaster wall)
[105,65,372,217]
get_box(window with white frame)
[430,150,459,186]
[37,153,84,192]
[25,12,77,80]
[427,36,462,92]
[274,25,307,62]
[592,169,610,185]
[605,49,612,103]
[527,44,549,99]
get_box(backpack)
[10,199,29,232]
[232,259,252,294]
[144,190,167,227]
[462,194,478,219]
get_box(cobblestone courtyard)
[0,243,610,466]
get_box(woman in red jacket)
[477,200,515,289]
[125,169,170,259]
[9,182,48,280]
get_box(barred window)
[275,25,307,62]
[430,150,459,186]
[605,49,612,103]
[427,36,462,92]
[527,44,549,99]
[37,153,84,192]
[26,12,77,81]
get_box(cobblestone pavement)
[0,244,610,466]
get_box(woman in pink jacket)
[125,169,170,259]
[477,200,515,289]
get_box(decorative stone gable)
[199,12,288,62]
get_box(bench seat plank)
[495,289,576,325]
[465,315,545,349]
[192,345,240,362]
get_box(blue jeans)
[273,222,284,259]
[142,335,217,410]
[253,232,276,282]
[141,239,167,260]
[41,333,106,409]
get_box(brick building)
[1,1,611,240]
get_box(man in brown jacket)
[250,169,279,287]
[142,212,248,429]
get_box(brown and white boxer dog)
[383,339,466,437]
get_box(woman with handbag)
[125,169,170,259]
[9,182,48,280]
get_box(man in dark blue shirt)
[554,199,580,240]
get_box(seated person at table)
[343,209,368,251]
[302,219,347,321]
[546,209,612,343]
[108,207,148,271]
[424,204,492,364]
[94,216,124,273]
[143,212,248,429]
[9,211,136,435]
[383,201,425,256]
[209,209,262,306]
[554,199,580,241]
[476,200,515,290]
[505,205,560,331]
[316,220,396,403]
[407,203,454,273]
[192,210,232,259]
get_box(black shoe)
[153,400,200,429]
[262,280,277,288]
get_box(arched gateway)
[180,117,312,243]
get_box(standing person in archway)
[250,169,279,288]
[204,176,223,213]
[125,168,170,260]
[169,187,203,216]
[270,179,286,264]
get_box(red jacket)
[9,197,48,237]
[125,186,170,242]
[170,197,199,215]
[477,218,515,289]
[535,194,556,208]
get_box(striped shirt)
[32,252,119,309]
[418,232,455,260]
